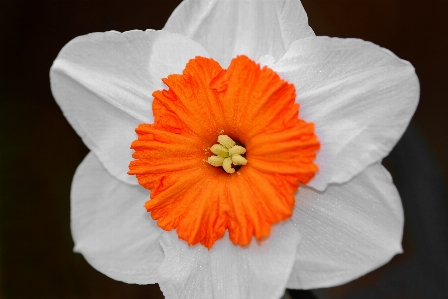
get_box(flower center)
[207,135,247,174]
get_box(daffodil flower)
[50,0,419,299]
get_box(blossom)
[128,55,320,249]
[50,0,419,299]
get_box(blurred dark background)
[0,1,447,298]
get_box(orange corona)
[128,55,320,249]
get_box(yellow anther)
[222,157,235,174]
[229,145,246,156]
[218,135,236,149]
[208,156,225,167]
[231,154,247,165]
[207,134,247,173]
[210,144,229,157]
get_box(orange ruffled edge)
[129,56,320,249]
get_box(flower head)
[50,0,419,298]
[128,55,319,248]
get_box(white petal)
[71,152,163,284]
[50,30,208,184]
[272,37,419,190]
[164,0,314,67]
[158,221,301,299]
[287,163,404,289]
[259,54,276,67]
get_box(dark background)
[1,1,447,298]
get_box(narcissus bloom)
[128,55,320,249]
[50,1,419,299]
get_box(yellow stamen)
[207,156,225,167]
[210,144,229,157]
[231,154,247,165]
[207,135,247,174]
[222,157,235,174]
[218,135,236,149]
[229,145,246,156]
